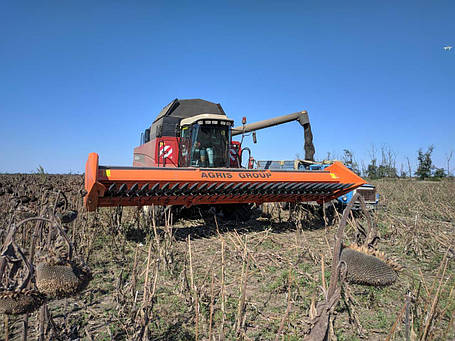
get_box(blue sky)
[1,1,454,174]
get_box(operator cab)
[178,114,233,168]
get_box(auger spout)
[231,111,315,161]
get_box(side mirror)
[144,128,151,142]
[252,132,257,144]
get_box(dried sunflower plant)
[1,181,91,340]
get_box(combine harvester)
[84,99,366,213]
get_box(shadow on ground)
[123,206,329,243]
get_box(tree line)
[338,146,453,180]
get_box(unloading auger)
[84,99,366,212]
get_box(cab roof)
[154,99,228,123]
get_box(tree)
[406,157,412,178]
[377,164,398,178]
[342,149,360,175]
[446,151,453,177]
[433,168,446,178]
[415,146,434,180]
[365,145,397,179]
[35,165,46,174]
[379,145,398,178]
[366,159,378,179]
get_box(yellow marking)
[330,173,337,179]
[106,169,111,177]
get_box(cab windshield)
[179,123,230,167]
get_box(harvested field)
[1,174,454,340]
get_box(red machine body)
[133,137,180,168]
[133,137,243,169]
